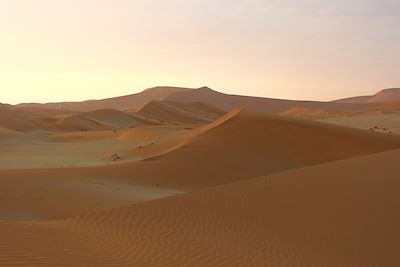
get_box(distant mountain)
[334,88,400,103]
[17,86,191,112]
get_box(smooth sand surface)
[0,149,399,266]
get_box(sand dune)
[334,88,400,103]
[0,103,12,109]
[138,100,226,124]
[12,86,398,116]
[2,89,400,267]
[166,86,379,114]
[17,86,191,112]
[0,149,399,266]
[0,108,56,132]
[56,109,156,132]
[1,110,400,221]
[136,109,400,187]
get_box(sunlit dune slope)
[0,150,399,266]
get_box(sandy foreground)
[0,105,400,266]
[0,149,399,266]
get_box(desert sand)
[0,149,399,266]
[1,87,400,266]
[320,114,400,135]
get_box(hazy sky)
[1,0,399,104]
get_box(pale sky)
[0,0,399,104]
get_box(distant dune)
[319,114,400,135]
[0,108,57,132]
[57,109,155,131]
[0,149,399,266]
[11,86,400,116]
[139,100,226,125]
[281,105,400,120]
[166,86,379,114]
[0,103,12,110]
[334,88,400,103]
[17,86,191,112]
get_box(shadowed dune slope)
[0,150,399,266]
[139,100,226,124]
[17,86,191,112]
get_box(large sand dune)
[1,149,399,266]
[1,109,399,220]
